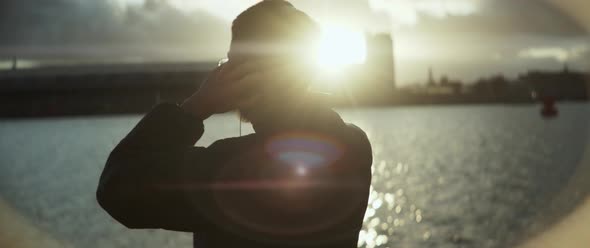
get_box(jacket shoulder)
[343,123,373,161]
[344,123,370,145]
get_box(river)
[1,104,589,248]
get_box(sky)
[0,0,588,84]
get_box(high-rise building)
[365,33,395,90]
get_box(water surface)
[1,104,589,248]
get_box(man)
[97,1,373,247]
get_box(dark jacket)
[97,103,372,248]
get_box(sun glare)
[316,25,367,70]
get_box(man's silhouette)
[97,1,373,247]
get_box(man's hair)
[230,0,320,57]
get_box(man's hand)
[181,59,307,120]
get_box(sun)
[315,25,367,70]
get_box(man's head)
[230,0,320,61]
[229,0,321,122]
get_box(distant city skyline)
[0,0,589,85]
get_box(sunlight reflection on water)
[346,105,590,248]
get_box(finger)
[213,62,238,83]
[217,60,240,74]
[208,62,234,82]
[199,66,225,90]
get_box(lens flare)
[266,132,344,171]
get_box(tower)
[428,66,435,86]
[365,33,395,90]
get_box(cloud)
[374,0,587,37]
[0,0,231,61]
[518,45,589,63]
[174,0,388,31]
[368,0,479,26]
[384,0,589,83]
[164,0,258,21]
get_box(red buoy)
[540,96,558,118]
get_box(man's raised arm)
[97,103,215,231]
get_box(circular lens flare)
[266,132,344,170]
